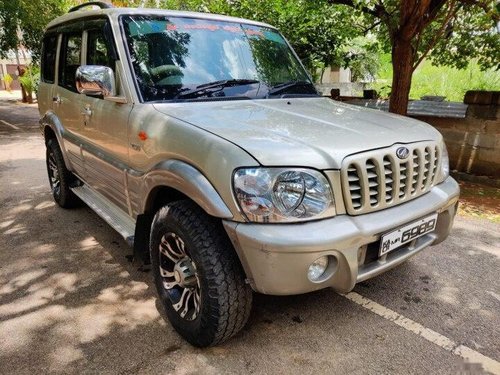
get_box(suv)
[39,2,459,347]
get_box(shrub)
[18,67,40,103]
[2,73,14,92]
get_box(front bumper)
[223,177,459,295]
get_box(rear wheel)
[150,200,252,347]
[46,139,79,208]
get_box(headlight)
[438,141,450,183]
[233,168,335,223]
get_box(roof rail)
[68,1,113,13]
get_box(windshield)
[121,15,316,102]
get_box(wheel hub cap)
[158,232,201,321]
[173,258,197,288]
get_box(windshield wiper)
[174,79,260,99]
[267,80,315,96]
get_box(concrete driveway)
[1,99,499,374]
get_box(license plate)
[379,213,438,256]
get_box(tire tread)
[151,200,252,346]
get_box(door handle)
[81,105,92,117]
[130,143,141,151]
[52,95,61,105]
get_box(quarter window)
[41,35,58,83]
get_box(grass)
[369,54,500,102]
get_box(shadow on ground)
[0,128,498,374]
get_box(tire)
[46,139,79,208]
[150,200,252,347]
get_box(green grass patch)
[369,54,500,101]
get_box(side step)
[71,185,135,246]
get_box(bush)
[18,66,40,103]
[2,73,14,92]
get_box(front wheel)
[46,139,79,208]
[150,200,252,347]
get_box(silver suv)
[39,2,459,347]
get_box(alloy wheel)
[47,151,61,196]
[158,232,201,321]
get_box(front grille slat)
[342,142,440,215]
[415,149,426,195]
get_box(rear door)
[52,28,86,179]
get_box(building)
[0,48,31,91]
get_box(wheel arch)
[40,111,72,170]
[140,160,233,219]
[133,160,236,265]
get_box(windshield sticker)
[244,29,264,38]
[182,24,220,31]
[223,25,242,33]
[163,23,265,36]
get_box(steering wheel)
[150,64,184,86]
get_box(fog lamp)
[307,256,329,282]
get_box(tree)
[0,0,74,62]
[327,0,499,115]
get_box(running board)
[71,185,135,246]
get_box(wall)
[317,66,351,84]
[316,82,366,97]
[346,92,500,179]
[414,104,499,178]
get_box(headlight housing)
[438,141,450,183]
[233,168,335,223]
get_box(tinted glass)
[59,33,82,91]
[87,29,113,67]
[41,35,58,83]
[122,16,312,102]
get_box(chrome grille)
[341,142,441,215]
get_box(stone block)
[464,90,500,105]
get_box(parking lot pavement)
[1,101,499,374]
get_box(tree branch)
[327,0,389,20]
[362,19,383,34]
[412,0,460,71]
[327,0,397,37]
[420,0,450,30]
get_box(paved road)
[1,100,499,374]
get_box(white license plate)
[379,213,438,256]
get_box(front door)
[79,21,133,213]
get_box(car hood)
[153,97,442,169]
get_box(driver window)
[86,29,113,68]
[59,33,82,92]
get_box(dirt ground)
[458,181,500,223]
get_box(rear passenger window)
[59,33,82,92]
[41,35,58,83]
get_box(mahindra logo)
[396,147,410,159]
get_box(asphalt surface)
[0,99,499,374]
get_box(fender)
[138,159,234,219]
[39,111,73,170]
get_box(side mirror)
[76,65,116,97]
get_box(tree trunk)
[389,37,415,115]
